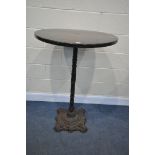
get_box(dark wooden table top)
[35,29,118,48]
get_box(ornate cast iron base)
[54,108,87,133]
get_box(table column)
[69,47,78,112]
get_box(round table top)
[35,29,118,48]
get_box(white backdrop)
[26,0,129,98]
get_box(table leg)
[69,47,78,112]
[54,47,87,133]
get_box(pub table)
[34,29,118,133]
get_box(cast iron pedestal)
[54,47,87,133]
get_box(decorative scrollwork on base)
[54,108,87,133]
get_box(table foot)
[54,108,87,133]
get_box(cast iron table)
[35,29,118,132]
